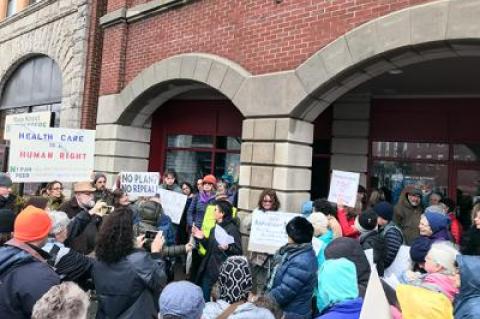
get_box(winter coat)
[379,221,404,269]
[447,213,462,245]
[59,197,102,255]
[397,284,453,319]
[187,191,216,228]
[454,255,480,318]
[324,237,371,298]
[196,219,242,286]
[460,226,480,256]
[337,208,359,239]
[47,195,64,211]
[359,229,385,276]
[394,188,423,245]
[0,239,60,319]
[203,300,275,319]
[314,298,363,319]
[198,204,238,256]
[0,194,22,214]
[93,250,167,319]
[266,243,318,319]
[159,183,182,193]
[93,189,114,206]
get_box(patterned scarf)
[218,256,253,303]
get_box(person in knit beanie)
[374,201,404,270]
[0,206,60,319]
[0,208,15,245]
[159,281,205,319]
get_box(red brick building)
[94,0,480,223]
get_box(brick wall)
[100,0,434,95]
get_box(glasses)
[52,187,63,191]
[262,200,273,203]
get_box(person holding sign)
[192,200,242,301]
[159,169,182,193]
[265,216,317,319]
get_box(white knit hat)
[308,212,328,237]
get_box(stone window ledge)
[0,0,56,29]
[100,0,194,27]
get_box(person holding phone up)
[192,199,242,301]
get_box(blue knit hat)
[373,201,394,221]
[410,236,432,263]
[424,211,449,233]
[159,281,204,319]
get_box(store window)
[6,0,16,17]
[149,99,243,185]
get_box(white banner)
[157,188,188,224]
[8,126,95,182]
[248,210,299,254]
[328,170,360,208]
[120,172,160,198]
[4,112,52,140]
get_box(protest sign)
[327,170,360,208]
[4,112,52,140]
[8,126,95,182]
[157,188,187,224]
[360,266,392,319]
[248,210,299,254]
[120,172,160,198]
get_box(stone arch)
[291,0,480,121]
[109,53,251,126]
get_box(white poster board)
[360,266,392,319]
[4,112,52,140]
[8,126,95,182]
[157,188,188,224]
[328,170,360,208]
[248,211,299,254]
[120,172,160,198]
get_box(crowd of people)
[0,170,479,319]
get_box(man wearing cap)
[59,181,106,255]
[394,185,424,245]
[0,206,60,319]
[0,173,22,214]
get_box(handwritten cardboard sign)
[248,210,299,254]
[8,126,95,182]
[4,112,52,140]
[157,188,188,224]
[120,172,160,198]
[328,170,360,208]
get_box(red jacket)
[448,212,462,245]
[337,208,360,239]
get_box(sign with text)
[4,112,52,140]
[157,188,188,224]
[248,211,299,254]
[8,126,95,182]
[120,172,160,198]
[327,170,360,208]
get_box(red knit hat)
[14,205,51,242]
[203,174,217,185]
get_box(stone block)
[332,120,369,137]
[237,210,252,234]
[180,55,197,79]
[95,124,151,142]
[238,165,252,186]
[166,56,181,78]
[333,102,370,120]
[295,51,329,95]
[153,60,168,84]
[97,94,123,124]
[219,67,246,100]
[193,57,212,82]
[238,188,262,211]
[251,142,275,164]
[388,50,425,68]
[375,10,411,53]
[250,166,273,188]
[321,36,353,78]
[411,0,448,44]
[331,138,369,155]
[274,118,314,144]
[94,156,149,173]
[240,142,253,163]
[331,154,368,172]
[345,21,377,63]
[275,191,310,213]
[301,98,330,122]
[253,119,276,140]
[272,167,311,191]
[274,143,312,167]
[446,0,480,39]
[207,61,228,89]
[95,140,150,158]
[242,119,255,140]
[119,85,136,114]
[341,72,372,90]
[140,65,157,91]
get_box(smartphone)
[145,230,162,239]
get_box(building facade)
[96,0,480,225]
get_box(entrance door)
[454,165,480,229]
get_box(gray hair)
[48,211,70,236]
[32,281,90,319]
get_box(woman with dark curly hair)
[93,208,167,318]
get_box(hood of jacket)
[203,300,275,319]
[0,245,35,275]
[456,255,480,302]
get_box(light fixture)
[388,69,403,75]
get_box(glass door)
[454,166,480,229]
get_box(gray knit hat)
[0,174,12,188]
[159,281,204,319]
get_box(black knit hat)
[0,174,12,188]
[357,209,378,231]
[286,216,313,244]
[0,208,15,233]
[373,201,394,221]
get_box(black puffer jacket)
[93,250,167,319]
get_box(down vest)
[266,243,317,319]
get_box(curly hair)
[313,198,337,217]
[95,208,134,264]
[257,189,281,211]
[112,189,126,208]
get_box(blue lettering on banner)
[60,135,84,142]
[18,132,53,141]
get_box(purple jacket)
[314,298,363,319]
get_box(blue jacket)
[455,255,480,318]
[187,192,215,228]
[314,298,363,319]
[267,243,317,319]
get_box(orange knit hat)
[14,205,52,242]
[203,174,217,185]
